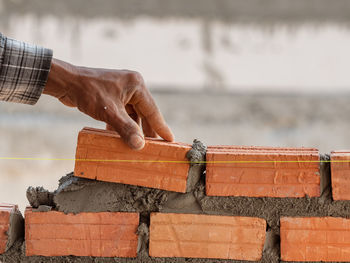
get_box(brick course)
[331,150,350,200]
[9,130,350,261]
[25,208,139,257]
[206,146,320,197]
[149,213,266,260]
[281,217,350,262]
[74,127,191,192]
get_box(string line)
[0,157,349,164]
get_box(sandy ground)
[1,90,350,211]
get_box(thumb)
[106,107,145,150]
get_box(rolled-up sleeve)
[0,33,53,105]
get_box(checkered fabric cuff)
[0,33,53,105]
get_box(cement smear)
[26,187,54,208]
[6,209,24,252]
[32,205,52,212]
[185,139,206,192]
[53,173,168,215]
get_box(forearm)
[0,33,52,105]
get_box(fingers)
[107,105,140,132]
[142,118,157,138]
[107,111,157,139]
[125,104,141,126]
[105,105,145,150]
[132,87,174,142]
[107,113,157,139]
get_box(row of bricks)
[3,204,350,261]
[75,127,350,200]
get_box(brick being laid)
[0,203,23,254]
[330,150,350,200]
[25,207,139,257]
[281,217,350,262]
[149,212,266,261]
[206,145,320,197]
[74,127,192,193]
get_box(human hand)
[43,58,174,150]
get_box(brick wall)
[3,127,350,262]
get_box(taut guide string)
[0,157,348,164]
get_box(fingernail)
[130,134,145,150]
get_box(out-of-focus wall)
[1,0,350,90]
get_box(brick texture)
[0,204,17,254]
[25,208,139,257]
[281,217,350,262]
[331,150,350,200]
[206,146,320,197]
[74,127,191,192]
[149,213,266,260]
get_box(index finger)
[132,86,174,142]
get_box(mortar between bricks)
[4,128,350,262]
[0,204,24,255]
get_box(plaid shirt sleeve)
[0,33,53,105]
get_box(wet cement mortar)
[3,150,350,262]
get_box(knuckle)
[127,71,144,86]
[119,123,137,140]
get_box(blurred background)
[1,0,350,211]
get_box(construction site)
[2,0,350,262]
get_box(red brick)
[206,146,320,197]
[281,217,350,262]
[149,213,266,260]
[25,207,139,257]
[0,204,18,254]
[74,127,191,192]
[330,150,350,200]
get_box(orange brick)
[281,217,350,262]
[149,213,266,260]
[25,207,139,257]
[74,127,191,192]
[330,150,350,200]
[0,203,18,254]
[206,146,320,197]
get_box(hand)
[43,58,174,150]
